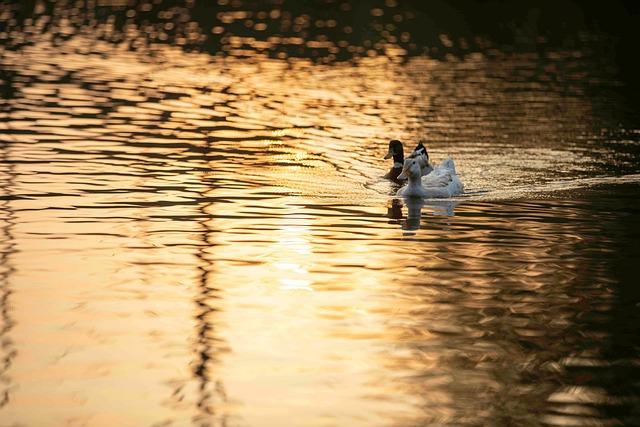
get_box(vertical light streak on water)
[0,137,17,410]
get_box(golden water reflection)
[1,26,639,427]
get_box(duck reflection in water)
[386,198,424,231]
[387,198,459,231]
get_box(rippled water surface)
[2,1,640,426]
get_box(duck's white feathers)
[397,157,463,198]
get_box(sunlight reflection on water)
[1,3,640,426]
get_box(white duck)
[397,157,463,198]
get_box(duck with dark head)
[383,139,405,180]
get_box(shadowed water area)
[1,1,640,426]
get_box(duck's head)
[384,140,404,163]
[411,153,429,170]
[410,139,427,158]
[397,157,422,180]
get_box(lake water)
[1,1,640,426]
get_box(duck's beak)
[397,164,410,180]
[384,147,394,160]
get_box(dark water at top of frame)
[1,1,640,426]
